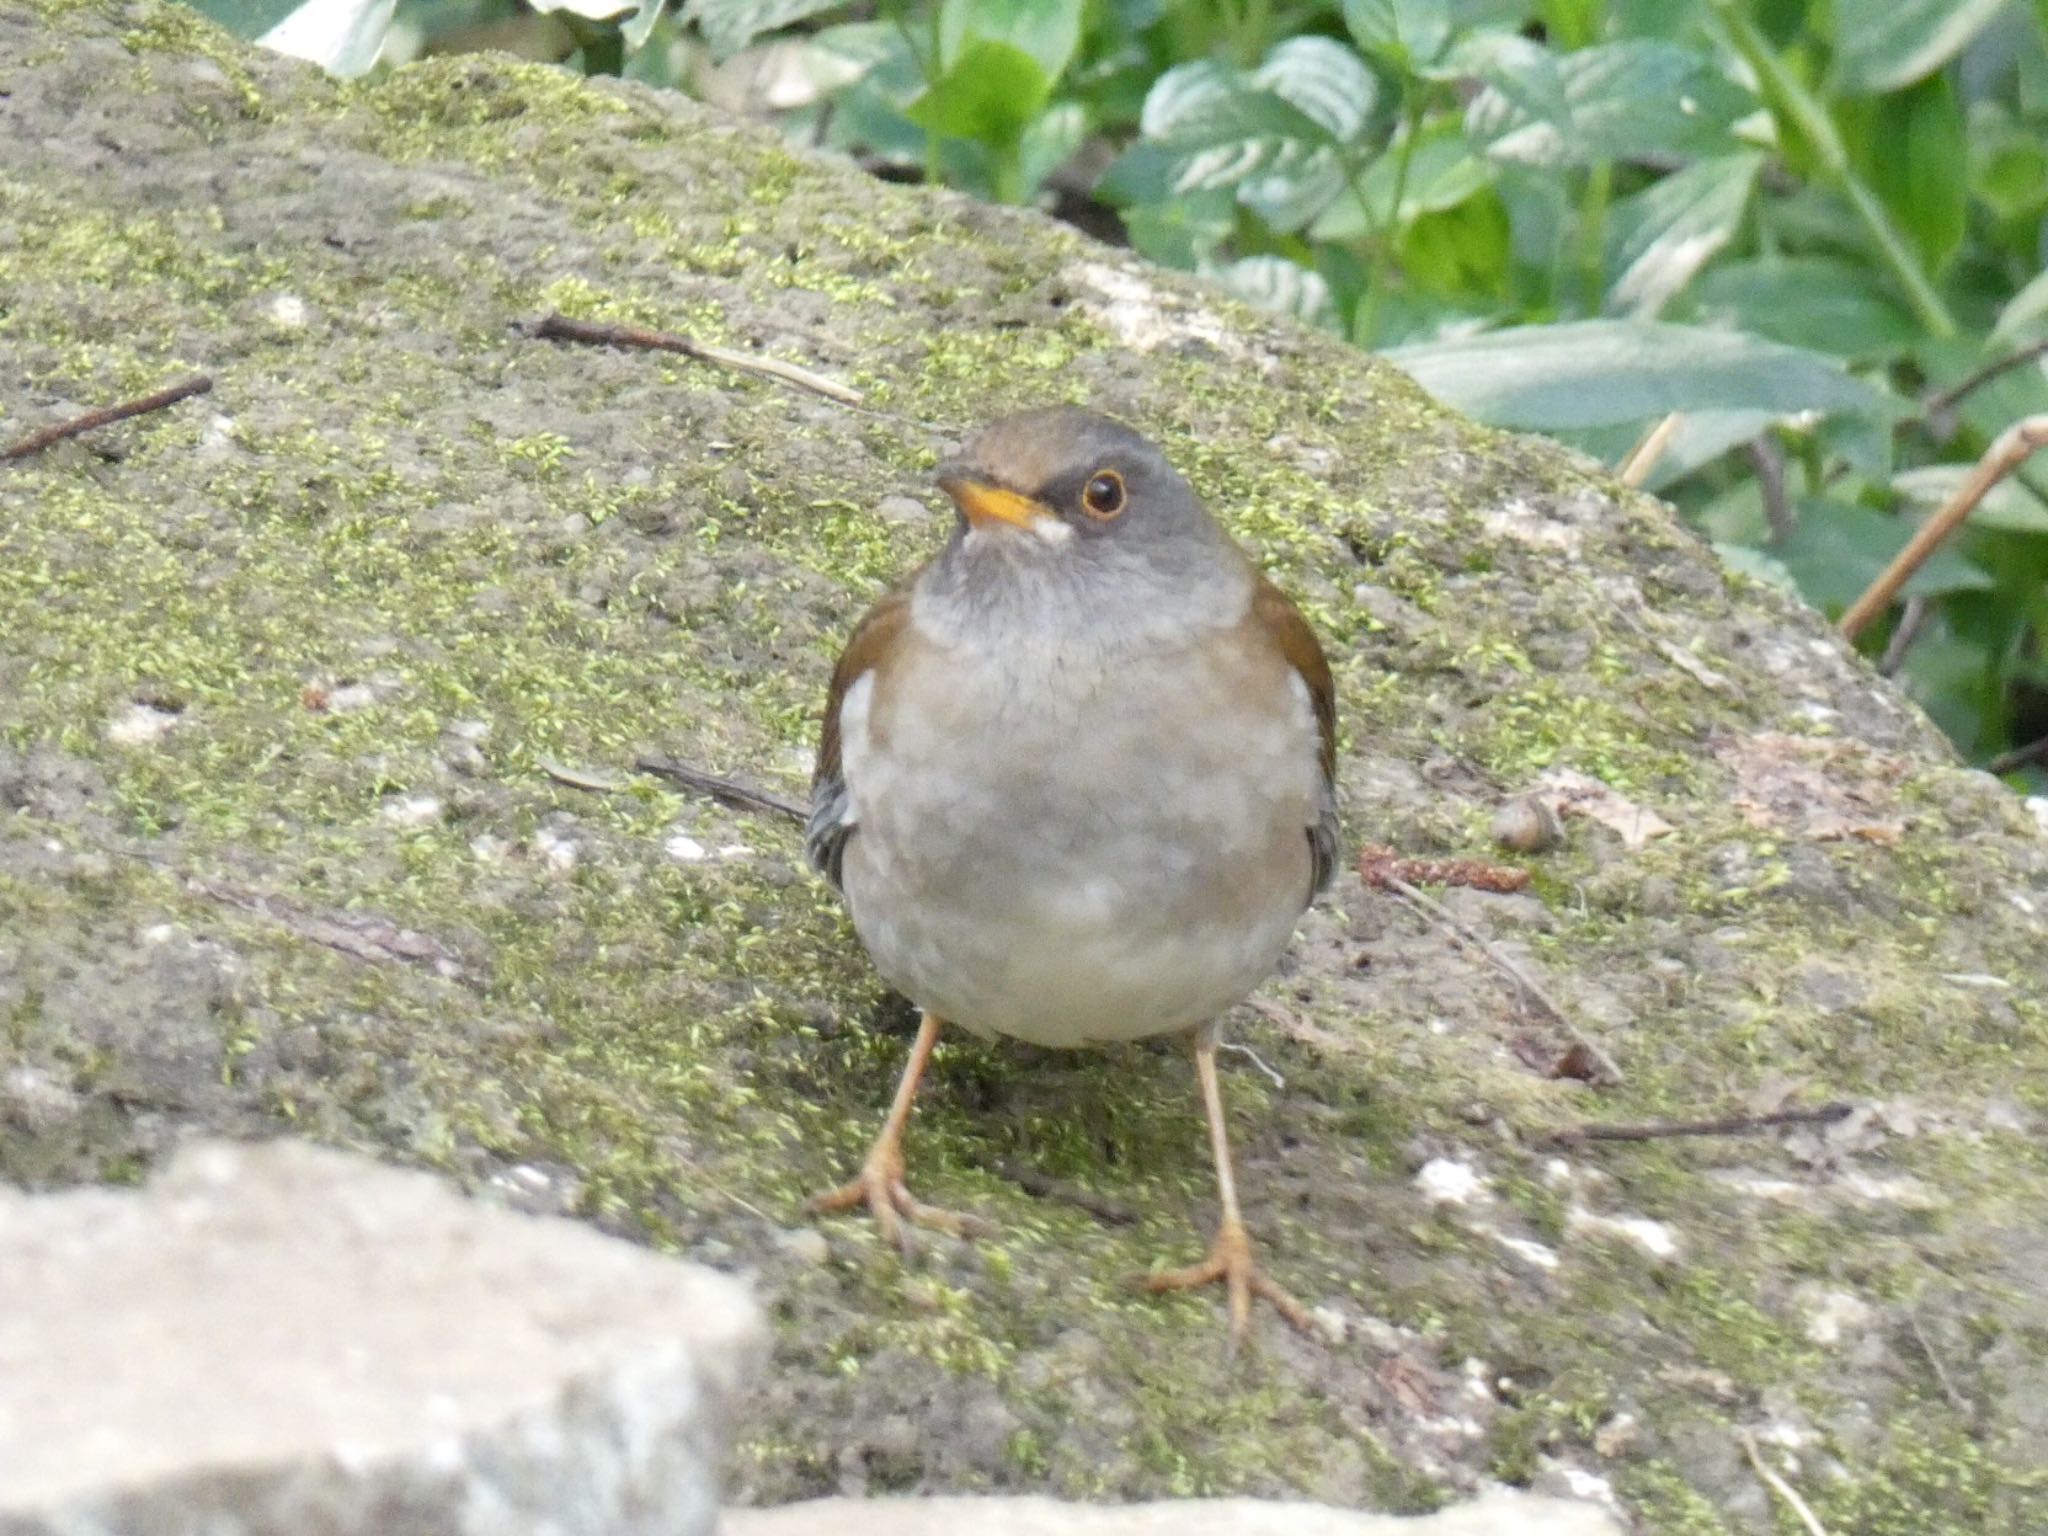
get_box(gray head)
[919,407,1250,647]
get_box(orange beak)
[937,471,1054,532]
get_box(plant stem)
[1706,0,1955,337]
[1354,91,1427,346]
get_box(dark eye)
[1081,469,1126,519]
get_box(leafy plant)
[183,0,2048,776]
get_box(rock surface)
[0,1139,763,1535]
[3,3,2046,1531]
[729,1490,1620,1535]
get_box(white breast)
[836,624,1320,1047]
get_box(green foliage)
[185,0,2048,776]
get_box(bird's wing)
[1252,575,1341,900]
[808,584,914,891]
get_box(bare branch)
[533,313,863,405]
[1841,414,2048,640]
[2,375,213,462]
[1617,411,1683,488]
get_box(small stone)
[774,1226,831,1267]
[266,292,309,328]
[1566,1206,1679,1262]
[1491,797,1563,854]
[667,833,710,862]
[534,825,580,873]
[876,494,934,524]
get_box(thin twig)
[1841,414,2048,638]
[1542,1100,1852,1149]
[635,754,806,823]
[2,375,213,462]
[1380,873,1623,1085]
[538,758,625,792]
[1749,434,1794,544]
[1919,338,2048,427]
[1905,1307,1974,1418]
[1737,1429,1833,1536]
[1217,1039,1285,1089]
[1986,733,2048,776]
[1876,594,1928,677]
[533,313,864,406]
[1616,411,1683,488]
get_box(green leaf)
[1139,61,1338,194]
[1017,100,1089,194]
[1893,465,2048,534]
[1852,74,1968,276]
[1467,39,1754,167]
[1689,256,1916,362]
[1251,36,1379,143]
[188,0,397,74]
[1604,152,1761,315]
[1342,0,1452,68]
[1309,117,1495,239]
[680,0,851,59]
[1830,0,2011,94]
[938,0,1082,80]
[1432,31,1568,132]
[1384,319,1902,430]
[906,40,1052,147]
[1774,497,1993,612]
[1992,266,2048,345]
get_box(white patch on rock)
[106,702,179,748]
[1800,1287,1874,1346]
[666,834,709,863]
[267,293,309,329]
[1481,498,1584,554]
[1415,1158,1486,1206]
[534,825,580,873]
[1491,1232,1561,1272]
[1070,260,1258,365]
[381,794,443,828]
[1567,1206,1679,1262]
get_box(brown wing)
[1252,575,1340,898]
[808,584,914,889]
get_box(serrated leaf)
[1605,152,1760,316]
[1239,148,1349,233]
[1468,39,1754,168]
[1140,61,1337,195]
[938,0,1082,79]
[1893,465,2048,534]
[905,39,1051,146]
[1830,0,2010,95]
[1210,256,1337,329]
[1385,319,1902,431]
[1252,36,1378,143]
[1432,31,1567,130]
[1690,256,1916,362]
[681,0,852,60]
[1342,0,1451,67]
[1017,100,1089,194]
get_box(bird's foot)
[807,1139,988,1256]
[1135,1216,1315,1350]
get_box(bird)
[804,405,1338,1344]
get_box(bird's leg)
[1137,1021,1315,1349]
[808,1010,986,1253]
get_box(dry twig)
[1374,868,1623,1085]
[2,375,213,462]
[533,313,863,405]
[1905,1307,1974,1418]
[996,1163,1137,1226]
[1542,1100,1852,1149]
[1919,338,2048,427]
[1737,1428,1833,1536]
[1616,411,1683,488]
[1841,414,2048,639]
[635,754,806,823]
[538,758,625,792]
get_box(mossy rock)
[3,3,2045,1528]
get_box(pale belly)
[837,639,1319,1047]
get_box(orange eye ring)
[1081,469,1126,519]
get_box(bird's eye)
[1081,470,1126,519]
